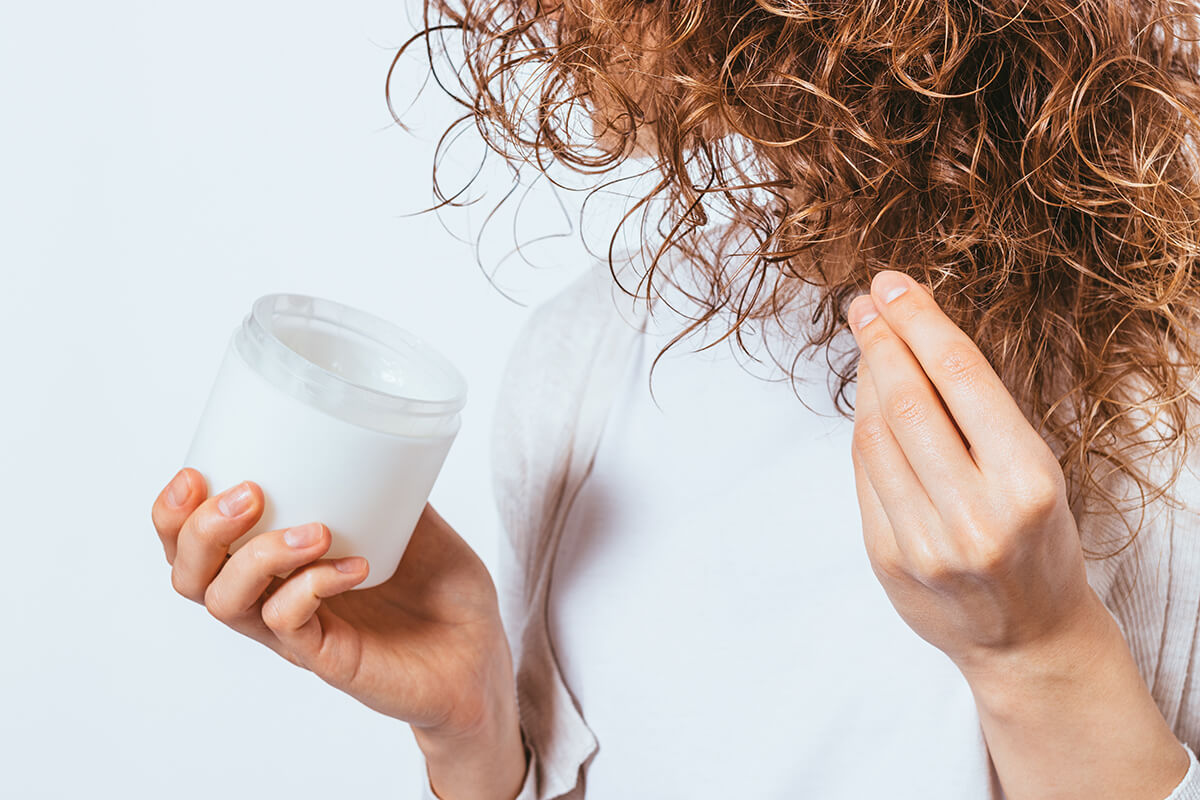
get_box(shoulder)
[496,261,630,391]
[489,259,635,460]
[488,260,645,542]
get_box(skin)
[150,478,527,800]
[847,270,1191,798]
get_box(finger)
[866,270,1042,475]
[171,481,264,603]
[850,363,904,575]
[849,292,980,514]
[151,468,205,565]
[261,558,369,680]
[851,441,908,584]
[852,356,943,564]
[203,521,333,637]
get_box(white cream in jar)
[182,293,466,589]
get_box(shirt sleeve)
[1164,743,1200,800]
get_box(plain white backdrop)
[0,2,632,796]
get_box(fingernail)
[166,470,190,508]
[873,272,910,304]
[217,482,252,517]
[851,296,879,329]
[284,522,322,548]
[334,557,365,574]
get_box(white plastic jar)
[182,293,467,589]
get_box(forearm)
[961,589,1190,800]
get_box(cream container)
[182,293,466,589]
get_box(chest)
[546,332,993,798]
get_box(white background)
[0,2,625,797]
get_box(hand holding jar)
[150,294,528,800]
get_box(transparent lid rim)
[240,293,467,420]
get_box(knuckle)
[192,503,252,551]
[1027,469,1063,508]
[203,583,234,622]
[150,502,173,539]
[884,383,928,427]
[190,508,228,547]
[170,568,201,603]
[1004,470,1063,524]
[919,559,957,587]
[301,567,324,599]
[852,415,891,455]
[907,537,955,585]
[859,323,893,351]
[892,297,928,326]
[261,598,289,632]
[910,554,949,586]
[869,559,903,588]
[936,344,986,387]
[244,536,275,572]
[867,544,905,583]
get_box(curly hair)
[390,0,1200,555]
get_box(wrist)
[953,588,1189,799]
[955,586,1116,712]
[412,670,528,800]
[412,687,520,766]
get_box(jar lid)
[236,293,467,436]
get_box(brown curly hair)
[390,0,1200,555]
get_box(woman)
[150,0,1200,795]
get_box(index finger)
[151,468,205,564]
[866,270,1042,475]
